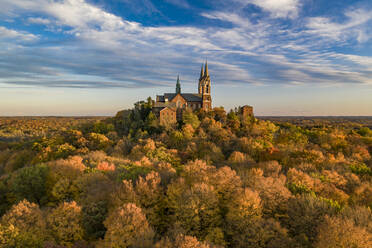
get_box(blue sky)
[0,0,372,116]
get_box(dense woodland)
[0,100,372,247]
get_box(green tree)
[357,127,372,137]
[87,133,111,150]
[82,201,108,240]
[145,111,159,134]
[0,180,10,216]
[10,164,49,205]
[183,111,200,129]
[286,194,338,247]
[227,111,240,131]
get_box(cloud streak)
[306,8,372,43]
[247,0,301,19]
[0,26,38,42]
[0,0,371,92]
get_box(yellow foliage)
[102,203,154,248]
[46,201,83,247]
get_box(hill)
[0,102,371,247]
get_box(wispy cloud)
[306,8,372,43]
[234,0,301,19]
[0,26,38,42]
[27,17,51,25]
[0,0,371,91]
[201,11,253,28]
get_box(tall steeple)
[200,64,204,79]
[176,75,181,94]
[200,61,211,111]
[204,60,209,76]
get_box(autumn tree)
[315,215,372,248]
[167,180,221,243]
[244,168,292,216]
[102,203,154,248]
[46,201,84,247]
[286,194,337,247]
[0,200,47,247]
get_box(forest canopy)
[0,101,372,248]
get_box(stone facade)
[153,62,212,124]
[153,107,177,125]
[240,105,254,118]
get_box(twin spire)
[200,61,209,79]
[176,61,209,95]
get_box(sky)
[0,0,372,116]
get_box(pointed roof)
[204,60,209,76]
[176,75,181,94]
[200,64,204,79]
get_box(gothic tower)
[198,61,212,110]
[199,64,204,94]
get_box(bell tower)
[198,61,212,111]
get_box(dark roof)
[158,93,202,102]
[164,93,176,99]
[153,101,176,108]
[181,93,203,102]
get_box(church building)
[152,62,212,125]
